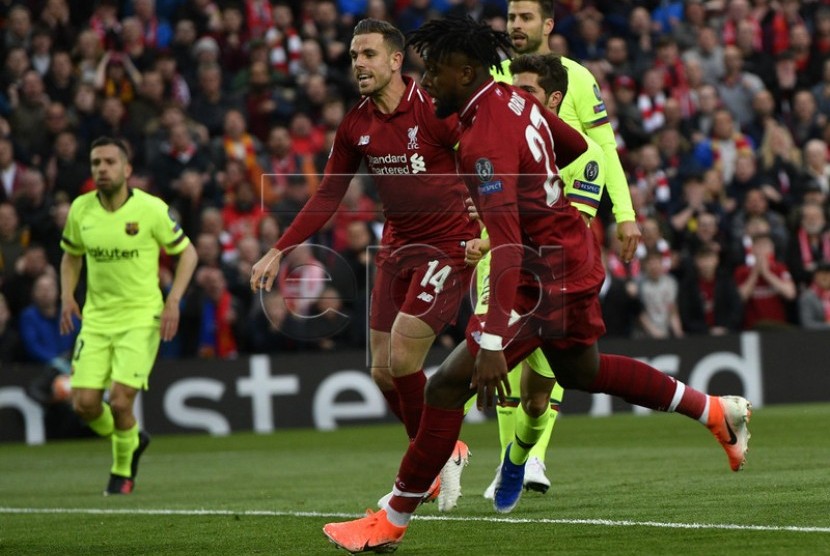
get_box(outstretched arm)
[274,175,352,251]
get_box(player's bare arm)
[464,237,491,266]
[250,247,283,292]
[473,348,511,410]
[59,252,83,335]
[616,220,641,263]
[160,243,198,342]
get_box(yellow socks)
[111,423,139,477]
[87,403,114,437]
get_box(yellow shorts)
[70,327,160,391]
[525,348,554,379]
[522,349,564,403]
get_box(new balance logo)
[358,135,370,146]
[417,291,434,303]
[410,153,426,174]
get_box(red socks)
[381,388,405,424]
[389,404,464,514]
[392,370,427,440]
[590,354,707,419]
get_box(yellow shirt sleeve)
[561,133,605,218]
[152,198,190,256]
[559,57,635,223]
[60,195,87,255]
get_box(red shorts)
[465,254,606,368]
[370,254,474,334]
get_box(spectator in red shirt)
[735,232,796,329]
[655,36,687,91]
[679,243,743,335]
[288,112,325,157]
[265,1,303,77]
[244,0,273,40]
[637,68,667,134]
[263,125,318,204]
[244,61,295,142]
[221,173,265,244]
[786,202,830,289]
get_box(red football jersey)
[276,76,476,268]
[456,80,593,337]
[733,260,791,328]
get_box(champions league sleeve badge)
[475,158,494,182]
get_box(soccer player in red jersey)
[322,18,752,553]
[250,19,477,511]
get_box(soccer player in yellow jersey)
[498,0,640,252]
[471,53,607,499]
[474,0,641,499]
[60,137,197,495]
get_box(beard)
[433,96,459,119]
[513,33,544,55]
[96,179,125,196]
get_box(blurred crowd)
[2,0,830,369]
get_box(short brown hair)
[353,19,405,54]
[90,136,130,160]
[508,0,553,20]
[510,53,567,98]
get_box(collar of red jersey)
[459,79,496,125]
[372,75,417,117]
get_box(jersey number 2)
[525,104,561,206]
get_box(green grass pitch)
[1,403,829,555]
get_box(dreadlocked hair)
[408,16,513,74]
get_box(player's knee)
[389,349,414,377]
[521,393,549,418]
[423,376,444,405]
[370,366,394,390]
[72,399,99,421]
[108,396,134,418]
[71,391,96,419]
[424,371,453,405]
[424,369,468,409]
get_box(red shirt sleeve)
[482,206,522,339]
[424,113,460,149]
[469,124,522,340]
[275,121,360,251]
[274,174,351,251]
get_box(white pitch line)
[1,507,829,534]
